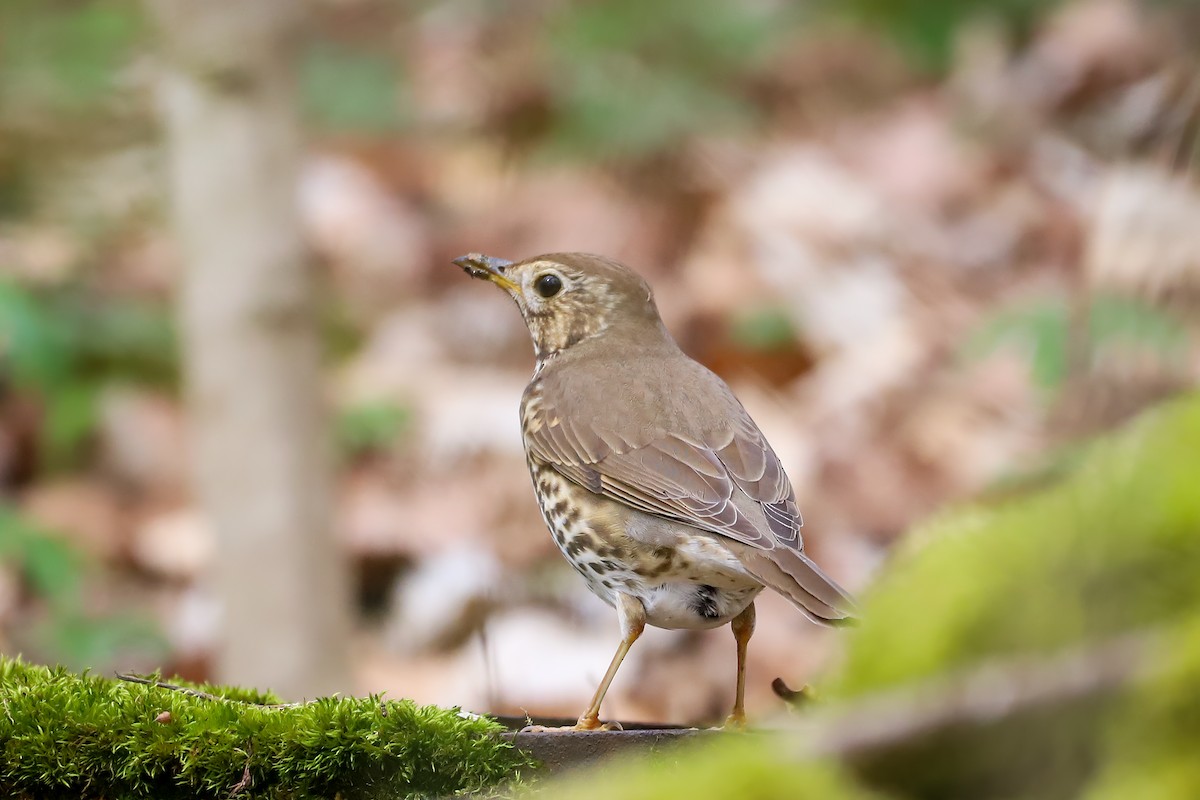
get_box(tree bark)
[149,0,352,699]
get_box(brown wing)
[523,380,802,553]
[522,359,857,623]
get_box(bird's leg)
[574,593,646,731]
[724,601,756,729]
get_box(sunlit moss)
[1088,616,1200,800]
[833,393,1200,695]
[819,393,1200,798]
[517,736,889,800]
[0,658,530,799]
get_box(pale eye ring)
[534,273,563,298]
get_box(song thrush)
[453,252,856,730]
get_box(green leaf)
[71,297,178,386]
[0,280,178,470]
[963,298,1070,391]
[301,43,406,133]
[540,0,793,158]
[1087,293,1187,361]
[965,295,1188,395]
[0,509,83,609]
[41,381,101,470]
[337,401,411,458]
[39,612,165,670]
[730,307,799,351]
[826,0,1054,73]
[0,280,75,391]
[0,0,143,115]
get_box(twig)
[771,678,814,708]
[115,674,298,708]
[229,744,253,797]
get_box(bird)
[452,251,856,730]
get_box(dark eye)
[534,273,563,298]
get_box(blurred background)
[0,0,1197,725]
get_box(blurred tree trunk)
[148,0,352,699]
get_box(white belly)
[641,582,762,630]
[560,539,763,630]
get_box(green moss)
[0,658,530,799]
[814,394,1200,798]
[1088,616,1200,800]
[832,393,1200,696]
[519,736,889,800]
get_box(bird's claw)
[518,717,623,733]
[575,717,623,731]
[720,712,748,731]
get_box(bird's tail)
[739,546,858,626]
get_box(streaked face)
[454,253,621,357]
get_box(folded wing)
[523,375,856,623]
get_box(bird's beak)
[452,253,518,293]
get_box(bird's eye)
[534,273,563,298]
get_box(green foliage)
[0,511,82,610]
[29,612,164,675]
[539,0,796,159]
[0,280,177,469]
[813,394,1200,798]
[729,307,799,351]
[0,281,74,390]
[301,43,407,133]
[963,293,1187,393]
[1086,293,1188,359]
[0,511,163,668]
[337,401,411,460]
[0,657,530,800]
[826,0,1058,72]
[0,146,35,219]
[0,0,143,120]
[834,393,1200,694]
[1087,617,1200,800]
[521,736,886,800]
[967,297,1071,390]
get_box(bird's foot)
[720,710,748,731]
[519,715,623,733]
[573,714,623,731]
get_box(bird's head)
[452,252,663,357]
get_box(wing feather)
[524,382,800,553]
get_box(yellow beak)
[452,253,519,293]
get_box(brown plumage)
[453,251,856,730]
